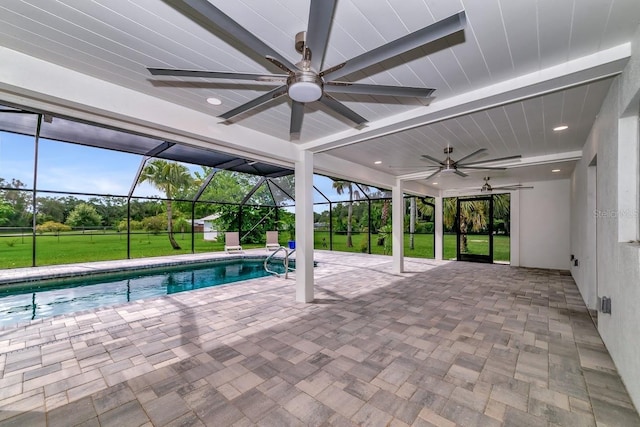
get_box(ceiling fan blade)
[321,11,466,81]
[461,154,522,166]
[425,169,442,181]
[495,185,534,190]
[172,0,298,71]
[325,82,435,98]
[290,101,304,138]
[459,166,507,170]
[265,56,295,74]
[306,0,336,71]
[218,85,287,120]
[420,154,445,166]
[454,170,468,177]
[319,94,367,125]
[454,148,487,165]
[148,68,288,82]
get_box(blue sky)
[0,130,375,209]
[0,131,158,197]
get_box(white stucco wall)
[570,156,599,309]
[570,24,640,410]
[518,180,571,270]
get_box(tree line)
[1,161,511,253]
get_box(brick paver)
[0,251,638,426]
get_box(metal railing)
[264,246,295,278]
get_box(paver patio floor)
[0,251,638,426]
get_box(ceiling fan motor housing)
[287,31,323,103]
[481,177,492,192]
[287,70,323,102]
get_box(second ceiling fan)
[148,0,466,138]
[415,146,521,181]
[480,177,533,192]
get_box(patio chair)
[224,232,243,253]
[265,231,280,251]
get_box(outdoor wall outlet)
[573,259,579,267]
[600,296,612,314]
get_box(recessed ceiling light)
[553,125,568,131]
[432,182,438,185]
[206,97,222,105]
[552,169,561,173]
[374,160,382,165]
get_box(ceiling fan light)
[288,81,322,102]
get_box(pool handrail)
[264,246,294,278]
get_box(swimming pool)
[0,258,286,328]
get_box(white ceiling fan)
[147,0,466,138]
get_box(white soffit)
[0,0,638,189]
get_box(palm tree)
[443,197,489,253]
[332,180,366,248]
[414,197,435,250]
[417,198,435,219]
[138,160,193,250]
[409,197,416,250]
[377,199,392,246]
[492,193,510,234]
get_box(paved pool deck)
[0,251,638,426]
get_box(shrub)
[142,215,167,234]
[359,237,368,253]
[5,239,18,247]
[65,203,102,227]
[173,217,192,233]
[414,221,434,234]
[116,219,144,232]
[377,224,392,255]
[36,221,71,234]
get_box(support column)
[392,179,404,274]
[510,190,520,266]
[435,196,443,260]
[295,149,314,302]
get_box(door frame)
[456,196,494,263]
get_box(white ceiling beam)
[300,43,631,154]
[507,151,583,168]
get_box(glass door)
[457,197,493,263]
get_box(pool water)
[0,258,286,328]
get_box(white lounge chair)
[266,231,280,251]
[224,232,243,253]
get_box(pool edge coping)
[0,250,292,286]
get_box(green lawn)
[0,232,271,269]
[314,231,510,262]
[443,233,510,262]
[0,230,509,269]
